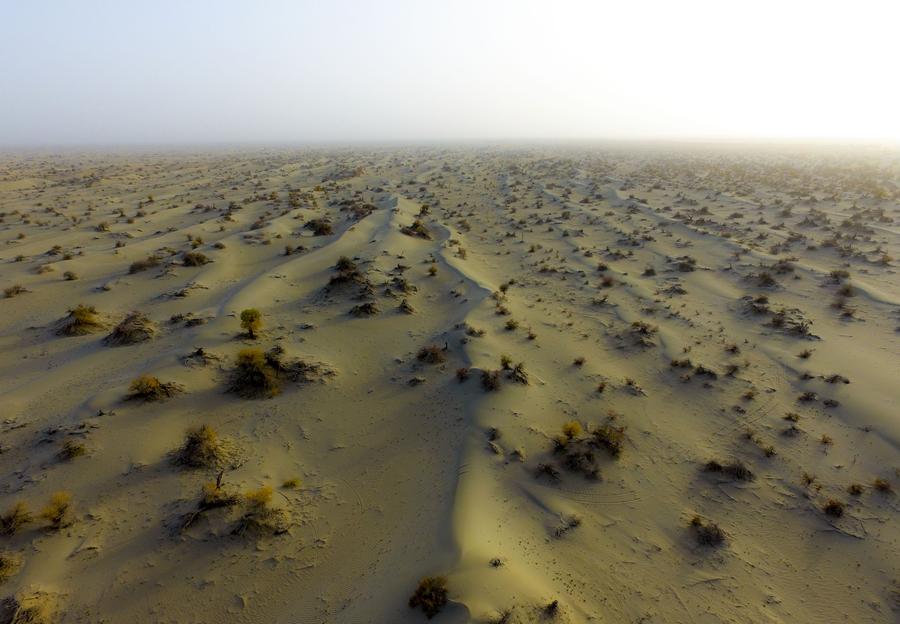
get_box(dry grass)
[690,515,726,546]
[127,374,183,401]
[105,311,157,345]
[408,576,448,619]
[417,345,446,364]
[232,486,288,537]
[3,285,28,298]
[40,491,73,530]
[228,348,281,398]
[0,551,22,583]
[174,425,225,469]
[0,502,32,536]
[57,304,104,336]
[129,255,161,274]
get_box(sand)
[0,145,897,623]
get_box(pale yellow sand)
[0,146,897,622]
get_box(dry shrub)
[4,285,27,299]
[105,311,157,345]
[690,515,725,546]
[181,480,240,531]
[40,492,72,530]
[305,219,333,236]
[349,301,378,317]
[417,345,446,364]
[0,503,32,536]
[56,440,85,462]
[401,220,432,239]
[182,251,209,266]
[703,460,754,481]
[239,308,262,338]
[228,348,281,398]
[129,255,160,274]
[481,369,502,391]
[0,591,57,624]
[57,304,103,336]
[0,552,21,583]
[174,425,224,469]
[232,486,287,537]
[127,374,182,401]
[408,576,448,619]
[823,499,845,517]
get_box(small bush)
[129,255,161,274]
[0,551,21,583]
[232,486,287,536]
[401,220,432,240]
[183,251,209,266]
[823,499,845,517]
[105,311,157,345]
[0,502,32,536]
[417,345,446,364]
[408,576,448,619]
[481,369,502,391]
[873,478,893,493]
[350,301,379,317]
[58,304,104,336]
[228,348,281,398]
[305,219,333,236]
[174,425,224,469]
[456,367,470,382]
[281,478,301,489]
[3,285,27,298]
[127,374,182,401]
[57,440,86,461]
[240,308,262,338]
[63,270,78,281]
[40,491,73,530]
[703,460,754,481]
[690,515,725,546]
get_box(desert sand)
[0,144,897,623]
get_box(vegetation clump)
[232,486,288,537]
[127,374,183,401]
[408,575,448,619]
[40,491,73,530]
[689,515,726,546]
[401,219,432,239]
[57,304,104,336]
[0,503,32,536]
[182,251,210,266]
[129,255,161,274]
[228,348,281,398]
[703,459,754,481]
[174,425,225,469]
[105,311,157,345]
[305,218,333,236]
[240,308,262,338]
[57,440,86,461]
[417,345,446,364]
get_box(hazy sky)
[2,0,898,145]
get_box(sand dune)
[0,146,897,623]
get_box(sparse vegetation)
[408,576,448,619]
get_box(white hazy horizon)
[2,0,899,146]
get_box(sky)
[2,0,899,146]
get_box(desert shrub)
[3,285,27,298]
[350,301,378,317]
[129,255,160,274]
[427,264,437,276]
[181,480,240,531]
[127,374,182,401]
[823,499,845,517]
[562,421,582,439]
[0,503,32,536]
[57,440,86,461]
[504,319,519,331]
[417,345,446,364]
[873,478,893,493]
[481,369,502,391]
[703,460,754,481]
[335,256,357,273]
[848,483,864,496]
[456,367,470,381]
[0,592,55,624]
[399,299,415,314]
[183,251,209,266]
[40,491,72,530]
[401,220,432,239]
[281,478,301,489]
[63,270,78,281]
[690,515,725,546]
[57,304,103,336]
[232,486,287,536]
[240,308,262,338]
[305,218,333,235]
[174,425,224,468]
[0,551,21,583]
[592,416,626,457]
[509,362,528,384]
[408,576,448,619]
[228,348,280,398]
[105,311,157,345]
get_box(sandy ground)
[0,145,897,623]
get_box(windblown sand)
[0,146,898,623]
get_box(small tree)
[240,308,262,338]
